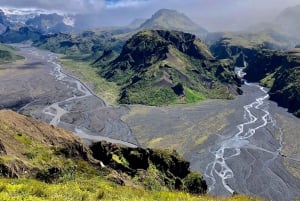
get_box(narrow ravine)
[191,67,300,201]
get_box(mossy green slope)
[96,30,241,106]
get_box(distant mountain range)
[25,13,74,33]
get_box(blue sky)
[0,0,299,31]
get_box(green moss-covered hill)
[33,30,126,57]
[96,30,241,106]
[0,110,261,201]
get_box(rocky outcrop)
[90,141,207,194]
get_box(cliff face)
[97,30,241,106]
[267,49,300,117]
[244,49,300,118]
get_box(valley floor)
[0,44,300,201]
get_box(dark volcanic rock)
[90,141,207,194]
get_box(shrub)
[183,172,207,194]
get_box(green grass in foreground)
[60,58,120,104]
[0,178,262,201]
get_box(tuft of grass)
[184,88,205,104]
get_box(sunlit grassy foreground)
[0,177,261,201]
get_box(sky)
[0,0,299,31]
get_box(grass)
[120,85,178,106]
[184,88,205,104]
[260,72,276,88]
[0,178,262,201]
[60,58,120,104]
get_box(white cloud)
[0,0,299,31]
[0,0,105,14]
[106,0,149,9]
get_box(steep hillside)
[96,30,241,106]
[0,26,41,43]
[139,9,208,38]
[244,48,300,117]
[34,30,127,57]
[0,110,216,200]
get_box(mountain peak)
[139,9,207,38]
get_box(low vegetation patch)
[60,58,120,104]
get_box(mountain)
[25,13,74,33]
[95,30,241,106]
[0,26,41,43]
[275,5,300,41]
[139,9,208,38]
